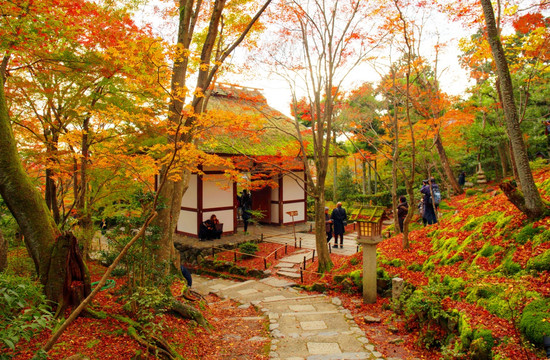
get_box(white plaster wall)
[181,174,198,208]
[203,174,233,209]
[271,203,279,223]
[177,210,198,235]
[283,172,305,201]
[283,202,305,223]
[271,179,279,201]
[202,210,234,232]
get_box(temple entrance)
[251,187,271,224]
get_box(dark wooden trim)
[278,175,283,225]
[202,170,225,175]
[197,170,203,231]
[180,206,198,212]
[202,206,234,212]
[280,199,306,204]
[176,230,233,238]
[303,171,308,221]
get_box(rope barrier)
[91,279,116,291]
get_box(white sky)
[134,1,474,118]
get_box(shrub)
[239,242,259,258]
[519,298,550,347]
[465,189,478,197]
[0,274,53,356]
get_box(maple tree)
[478,0,547,219]
[153,0,273,272]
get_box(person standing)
[330,202,347,248]
[458,171,466,187]
[421,178,439,225]
[325,207,333,243]
[240,189,252,234]
[397,196,409,233]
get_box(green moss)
[515,223,544,245]
[407,263,423,272]
[465,189,479,197]
[519,298,550,347]
[349,269,362,287]
[480,244,499,258]
[526,249,550,273]
[501,256,522,275]
[532,230,550,247]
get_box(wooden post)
[312,249,315,262]
[303,256,306,269]
[264,258,267,269]
[234,250,237,262]
[275,249,277,260]
[287,211,298,243]
[285,243,287,254]
[300,268,303,283]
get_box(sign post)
[286,210,298,243]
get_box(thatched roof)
[201,84,305,157]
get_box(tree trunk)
[314,196,332,272]
[498,142,509,179]
[480,0,546,219]
[434,133,463,195]
[361,160,367,195]
[0,74,89,306]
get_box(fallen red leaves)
[7,262,269,360]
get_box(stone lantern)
[351,206,385,304]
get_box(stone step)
[277,270,302,279]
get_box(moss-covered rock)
[520,298,550,347]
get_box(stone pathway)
[192,275,385,360]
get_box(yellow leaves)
[503,4,518,17]
[199,63,209,71]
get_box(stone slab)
[238,288,259,295]
[300,320,327,330]
[289,304,316,312]
[264,295,288,302]
[279,252,313,264]
[275,262,296,268]
[307,342,341,355]
[277,270,301,279]
[260,277,296,288]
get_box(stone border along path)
[192,274,386,360]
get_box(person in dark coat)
[325,207,333,243]
[330,202,347,248]
[397,196,409,233]
[458,171,466,187]
[420,178,439,225]
[240,190,252,234]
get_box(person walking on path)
[397,196,409,233]
[330,202,347,248]
[421,178,439,225]
[325,206,333,243]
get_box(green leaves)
[0,274,53,358]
